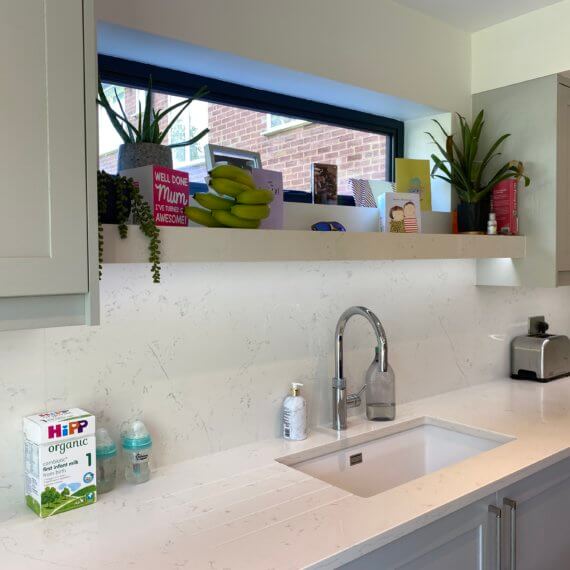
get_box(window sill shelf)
[102,224,525,264]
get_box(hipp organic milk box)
[23,409,96,518]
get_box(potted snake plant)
[97,76,209,171]
[426,110,530,233]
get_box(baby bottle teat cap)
[96,427,117,458]
[121,419,152,450]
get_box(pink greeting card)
[120,165,190,227]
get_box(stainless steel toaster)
[511,316,570,382]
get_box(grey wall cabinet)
[0,0,99,330]
[474,75,570,287]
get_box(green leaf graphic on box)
[73,485,97,498]
[26,495,41,515]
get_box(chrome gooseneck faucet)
[333,306,388,430]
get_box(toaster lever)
[529,315,548,336]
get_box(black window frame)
[98,55,404,198]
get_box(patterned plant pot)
[117,143,173,171]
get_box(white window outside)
[263,114,310,136]
[168,98,209,169]
[98,85,127,155]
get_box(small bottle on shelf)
[487,212,498,235]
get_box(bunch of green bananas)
[185,164,274,229]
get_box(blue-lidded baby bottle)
[121,420,152,484]
[96,427,117,494]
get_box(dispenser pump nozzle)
[291,382,303,396]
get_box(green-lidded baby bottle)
[96,427,117,494]
[121,420,152,484]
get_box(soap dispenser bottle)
[365,347,396,421]
[282,383,307,441]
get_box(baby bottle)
[121,420,152,484]
[96,427,117,494]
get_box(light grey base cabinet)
[341,495,496,570]
[341,457,570,569]
[499,457,570,570]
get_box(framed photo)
[311,163,338,205]
[205,144,262,171]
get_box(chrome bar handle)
[488,505,502,570]
[503,498,517,570]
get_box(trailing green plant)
[97,170,161,283]
[97,76,209,149]
[426,110,530,204]
[130,184,161,283]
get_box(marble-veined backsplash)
[2,259,570,505]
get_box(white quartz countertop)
[3,378,570,569]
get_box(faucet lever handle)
[347,384,366,408]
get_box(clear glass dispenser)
[365,347,396,421]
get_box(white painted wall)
[95,0,471,115]
[472,0,570,94]
[404,113,453,212]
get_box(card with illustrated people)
[395,158,432,211]
[378,192,422,233]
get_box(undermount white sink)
[278,417,512,498]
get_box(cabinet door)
[340,495,499,570]
[499,457,570,570]
[0,0,88,297]
[557,82,570,272]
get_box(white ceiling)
[393,0,563,31]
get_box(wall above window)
[97,22,446,121]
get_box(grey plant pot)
[117,143,173,171]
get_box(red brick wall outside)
[99,89,388,196]
[208,105,387,194]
